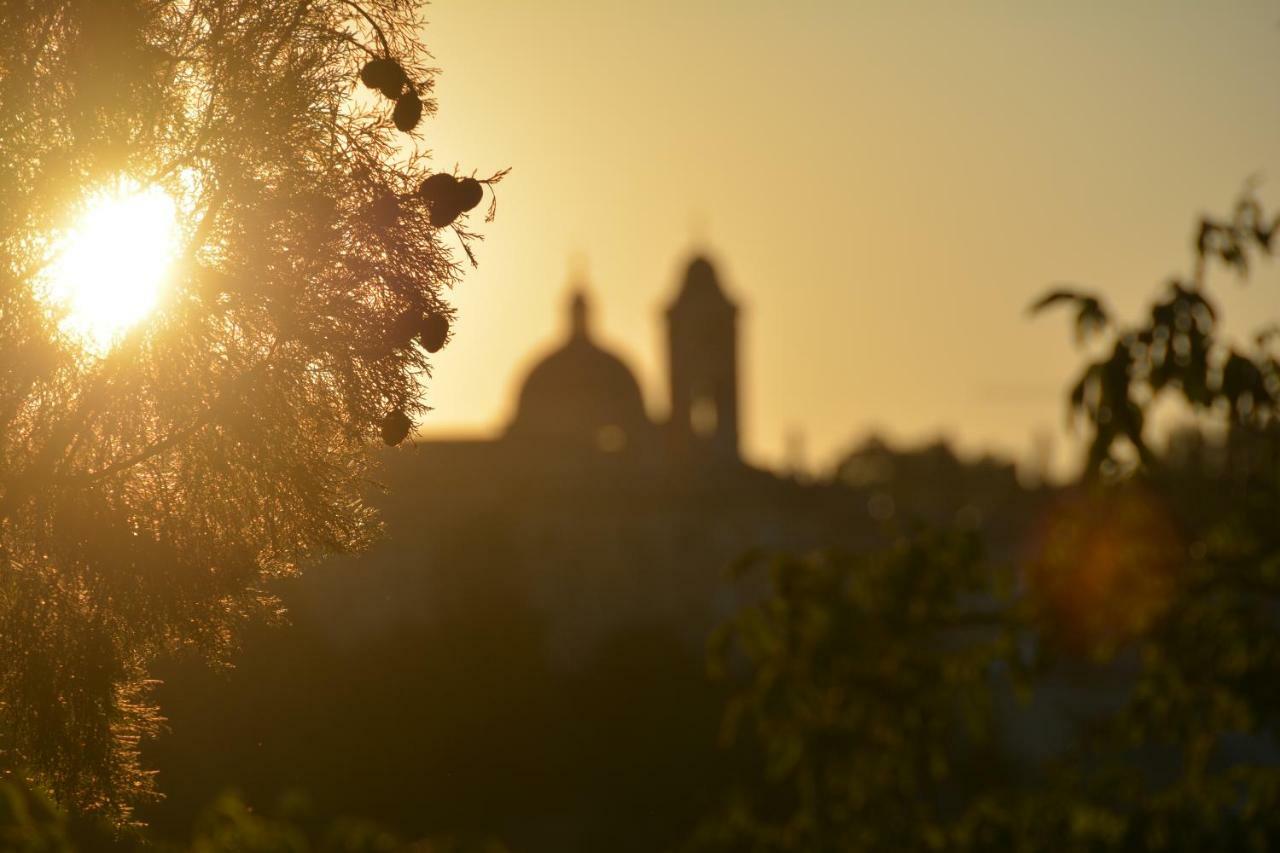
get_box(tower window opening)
[691,396,718,438]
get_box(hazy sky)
[413,1,1280,476]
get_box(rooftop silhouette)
[506,254,741,463]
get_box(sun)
[43,180,180,353]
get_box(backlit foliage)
[695,193,1280,851]
[0,0,490,821]
[0,776,514,851]
[1024,192,1280,849]
[1030,192,1279,475]
[692,534,1019,852]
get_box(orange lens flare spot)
[1027,487,1181,655]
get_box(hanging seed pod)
[378,67,407,99]
[429,198,462,228]
[419,313,450,353]
[380,409,412,446]
[418,173,456,205]
[455,178,484,212]
[392,91,423,132]
[359,58,386,88]
[418,173,464,227]
[360,58,407,99]
[371,192,399,228]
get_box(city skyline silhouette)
[419,1,1280,477]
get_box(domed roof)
[507,290,652,448]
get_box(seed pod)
[419,313,450,353]
[380,409,412,446]
[419,173,462,227]
[378,68,407,99]
[429,198,462,228]
[359,59,386,88]
[455,178,483,212]
[393,92,423,132]
[418,173,456,205]
[360,58,406,99]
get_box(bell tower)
[666,255,740,462]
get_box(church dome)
[507,290,652,450]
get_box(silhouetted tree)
[1016,190,1280,849]
[0,0,498,822]
[688,534,1020,852]
[1029,190,1278,477]
[692,192,1280,851]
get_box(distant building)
[301,254,1037,665]
[505,255,741,465]
[834,434,1029,542]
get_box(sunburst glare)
[42,180,179,353]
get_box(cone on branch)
[456,178,483,212]
[419,313,449,353]
[359,57,407,99]
[417,173,485,228]
[393,91,422,132]
[380,409,412,446]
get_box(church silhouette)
[508,255,740,464]
[303,253,875,663]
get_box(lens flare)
[1027,487,1180,654]
[42,180,179,353]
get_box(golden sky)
[414,0,1280,477]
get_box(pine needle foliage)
[0,0,488,822]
